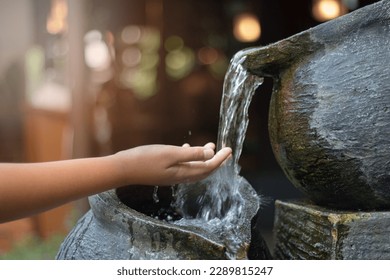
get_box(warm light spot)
[312,0,346,22]
[106,31,115,47]
[198,47,219,65]
[233,13,261,42]
[47,0,68,34]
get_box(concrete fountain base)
[56,184,270,260]
[273,200,390,260]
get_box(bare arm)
[0,143,231,223]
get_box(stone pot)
[243,0,390,210]
[56,183,270,259]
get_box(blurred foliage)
[0,234,65,260]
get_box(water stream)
[168,50,263,258]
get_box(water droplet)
[153,186,159,203]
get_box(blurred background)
[0,0,379,259]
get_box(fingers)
[204,142,215,150]
[167,143,232,171]
[170,144,232,182]
[182,143,215,149]
[205,147,232,168]
[177,147,215,163]
[175,147,232,180]
[175,143,217,163]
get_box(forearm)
[0,155,124,223]
[0,144,231,223]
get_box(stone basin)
[56,182,270,259]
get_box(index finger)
[204,147,232,169]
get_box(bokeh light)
[84,30,111,70]
[164,36,184,52]
[312,0,346,22]
[165,47,195,80]
[46,0,68,34]
[121,25,141,45]
[119,26,160,99]
[233,13,261,42]
[121,47,142,67]
[198,47,218,65]
[164,35,195,80]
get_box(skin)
[0,142,232,223]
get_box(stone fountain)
[56,183,269,260]
[242,0,390,259]
[57,0,389,260]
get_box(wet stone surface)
[242,0,390,210]
[274,200,390,260]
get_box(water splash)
[173,50,263,258]
[152,186,159,203]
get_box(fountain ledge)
[273,199,390,260]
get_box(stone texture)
[56,184,270,260]
[242,0,390,210]
[273,200,390,259]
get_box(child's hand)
[114,143,232,186]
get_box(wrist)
[103,153,129,187]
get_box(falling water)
[216,51,264,172]
[170,50,263,258]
